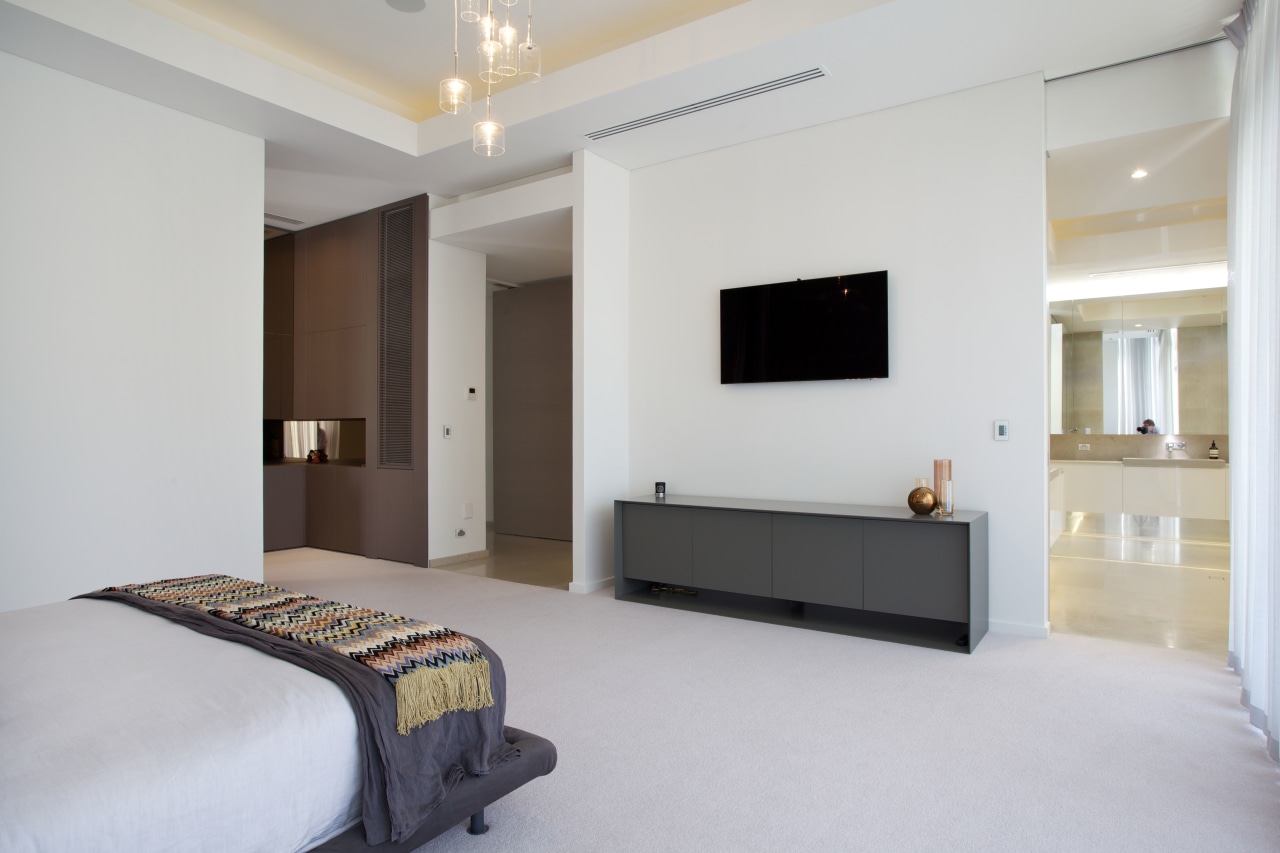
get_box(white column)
[571,150,630,593]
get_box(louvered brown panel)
[378,205,413,469]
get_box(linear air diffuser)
[585,67,828,141]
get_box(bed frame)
[315,726,557,851]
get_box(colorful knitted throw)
[106,574,493,735]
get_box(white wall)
[627,74,1049,635]
[426,240,488,561]
[0,52,264,611]
[1046,39,1235,150]
[572,150,631,593]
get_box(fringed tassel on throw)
[395,659,494,735]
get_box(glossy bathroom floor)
[1050,512,1229,656]
[434,526,573,590]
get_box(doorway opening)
[1045,46,1232,654]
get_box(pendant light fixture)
[439,0,540,156]
[439,0,471,114]
[473,83,505,157]
[498,4,519,78]
[518,0,540,79]
[477,0,501,83]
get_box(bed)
[0,583,556,852]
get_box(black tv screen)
[720,271,888,384]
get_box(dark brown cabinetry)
[261,195,429,565]
[263,234,295,420]
[293,213,374,421]
[263,463,305,551]
[304,463,368,555]
[615,495,988,653]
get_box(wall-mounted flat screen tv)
[720,271,888,384]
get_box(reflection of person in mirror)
[1137,419,1159,434]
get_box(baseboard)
[989,619,1050,639]
[428,550,488,568]
[568,577,613,594]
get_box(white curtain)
[1226,0,1280,763]
[1116,330,1176,435]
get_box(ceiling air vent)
[585,67,828,141]
[265,212,305,226]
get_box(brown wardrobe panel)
[492,278,572,541]
[275,194,427,565]
[302,326,369,420]
[264,234,294,336]
[264,234,295,420]
[293,212,374,419]
[295,214,372,334]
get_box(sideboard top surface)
[618,494,986,525]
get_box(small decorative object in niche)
[654,481,666,499]
[908,478,937,515]
[936,479,954,516]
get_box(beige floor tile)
[433,527,572,590]
[1050,513,1229,657]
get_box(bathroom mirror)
[1051,287,1227,435]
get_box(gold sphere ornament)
[908,485,937,515]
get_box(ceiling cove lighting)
[444,0,539,155]
[1047,261,1227,302]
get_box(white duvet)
[0,598,363,852]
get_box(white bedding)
[0,598,363,852]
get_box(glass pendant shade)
[518,40,541,79]
[439,77,471,114]
[473,118,505,157]
[478,39,502,83]
[459,0,482,22]
[498,24,518,76]
[498,0,517,6]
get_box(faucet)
[1166,441,1186,456]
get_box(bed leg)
[467,809,489,835]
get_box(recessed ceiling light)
[1131,168,1148,179]
[1135,323,1143,328]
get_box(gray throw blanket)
[76,589,517,846]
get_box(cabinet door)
[263,465,305,551]
[305,464,335,551]
[306,464,367,555]
[863,520,968,622]
[621,504,693,585]
[692,510,772,596]
[330,465,368,555]
[772,514,863,609]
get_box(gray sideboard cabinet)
[614,495,989,653]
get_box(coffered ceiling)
[0,0,1242,249]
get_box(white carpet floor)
[266,548,1280,853]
